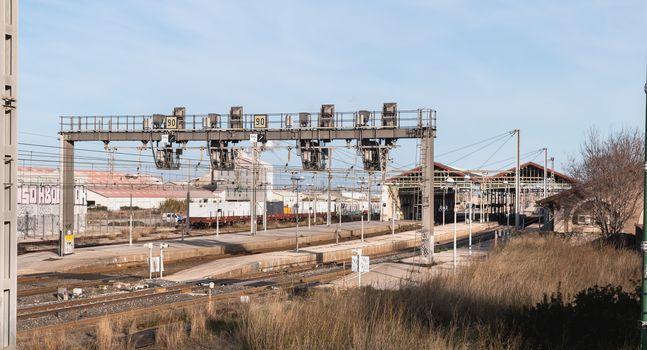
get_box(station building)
[384,162,575,225]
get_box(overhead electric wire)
[436,130,514,158]
[475,133,515,170]
[446,132,514,166]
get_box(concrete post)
[0,1,17,343]
[60,139,75,255]
[327,148,332,226]
[421,124,435,263]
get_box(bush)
[159,199,186,213]
[516,284,639,349]
[119,206,141,211]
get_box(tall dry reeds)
[232,234,640,350]
[18,234,640,349]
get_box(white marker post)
[351,248,369,287]
[159,242,169,278]
[144,243,153,279]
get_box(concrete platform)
[18,221,416,275]
[164,222,499,282]
[332,237,498,290]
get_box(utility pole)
[291,173,304,252]
[184,159,191,240]
[468,177,472,256]
[263,182,267,233]
[515,129,520,229]
[453,199,457,270]
[392,189,396,236]
[357,179,368,242]
[129,186,133,246]
[251,142,257,236]
[543,148,548,199]
[380,151,387,222]
[640,76,647,350]
[327,148,332,226]
[367,172,372,222]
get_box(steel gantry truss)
[59,104,437,258]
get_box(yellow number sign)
[253,114,267,129]
[165,116,178,129]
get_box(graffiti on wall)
[16,185,88,238]
[16,185,86,206]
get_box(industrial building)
[194,151,273,202]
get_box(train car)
[188,200,341,228]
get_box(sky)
[17,0,647,183]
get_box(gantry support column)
[60,138,75,254]
[421,127,435,263]
[1,1,17,347]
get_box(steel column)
[640,78,647,349]
[515,129,520,228]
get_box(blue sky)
[18,0,647,180]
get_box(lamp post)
[446,177,456,269]
[291,173,304,252]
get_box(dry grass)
[18,234,641,349]
[155,321,186,348]
[95,317,115,350]
[231,234,640,350]
[20,331,71,350]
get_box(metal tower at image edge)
[0,0,17,348]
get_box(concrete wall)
[16,184,87,239]
[87,191,215,211]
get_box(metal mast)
[640,73,647,350]
[515,129,520,228]
[1,1,17,347]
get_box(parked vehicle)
[161,212,184,224]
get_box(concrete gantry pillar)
[421,124,435,263]
[60,138,75,247]
[1,1,18,347]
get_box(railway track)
[16,226,499,341]
[17,224,421,299]
[16,268,348,338]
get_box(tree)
[159,198,186,213]
[567,127,643,236]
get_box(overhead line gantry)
[59,103,437,260]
